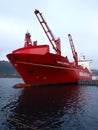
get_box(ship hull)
[7,53,92,85]
[6,10,92,86]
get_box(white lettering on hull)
[57,61,69,66]
[79,72,89,77]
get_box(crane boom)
[68,34,78,66]
[34,9,61,55]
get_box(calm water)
[0,78,98,130]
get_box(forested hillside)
[0,61,19,77]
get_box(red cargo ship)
[7,10,92,85]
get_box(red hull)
[7,50,92,85]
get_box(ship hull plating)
[7,53,92,85]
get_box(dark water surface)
[0,78,98,130]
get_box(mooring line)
[0,112,39,130]
[7,117,38,130]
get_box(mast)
[34,9,61,55]
[24,32,32,47]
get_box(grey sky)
[0,0,98,69]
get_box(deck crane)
[68,34,78,66]
[34,9,61,55]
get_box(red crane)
[68,34,78,66]
[34,9,61,55]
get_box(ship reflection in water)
[16,85,82,114]
[1,81,97,130]
[9,84,97,130]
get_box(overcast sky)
[0,0,98,69]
